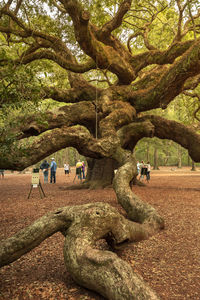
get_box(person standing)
[139,161,147,181]
[50,158,57,183]
[40,160,50,183]
[0,169,4,179]
[146,161,151,182]
[139,160,145,181]
[76,159,83,180]
[64,163,70,176]
[136,161,140,176]
[81,161,86,179]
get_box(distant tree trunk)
[163,145,170,165]
[146,142,150,162]
[59,152,63,167]
[177,145,182,168]
[164,155,169,165]
[63,148,70,164]
[153,148,159,170]
[75,149,80,161]
[191,160,196,171]
[187,152,190,166]
[67,148,70,163]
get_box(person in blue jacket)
[50,158,57,183]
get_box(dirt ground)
[0,167,200,300]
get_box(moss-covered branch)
[0,125,105,170]
[143,115,200,162]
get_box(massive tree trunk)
[84,157,118,189]
[67,155,142,190]
[153,148,159,170]
[0,203,159,300]
[63,157,118,190]
[177,144,182,168]
[191,160,196,171]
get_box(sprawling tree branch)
[143,115,200,162]
[130,40,194,74]
[0,125,109,170]
[100,0,132,38]
[12,102,97,139]
[0,6,96,74]
[117,120,155,150]
[42,81,101,104]
[131,39,200,112]
[58,0,135,84]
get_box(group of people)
[40,158,57,183]
[75,160,86,180]
[137,160,151,182]
[39,158,86,183]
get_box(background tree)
[1,0,200,298]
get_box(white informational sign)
[32,173,40,185]
[28,170,46,199]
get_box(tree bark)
[84,157,118,189]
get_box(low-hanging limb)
[0,125,106,170]
[0,202,159,300]
[117,120,155,150]
[143,115,200,162]
[17,101,98,139]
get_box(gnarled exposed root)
[59,181,90,190]
[112,148,164,232]
[64,243,159,300]
[59,180,112,190]
[0,202,160,299]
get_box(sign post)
[27,168,46,199]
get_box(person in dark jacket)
[0,169,4,179]
[40,160,50,183]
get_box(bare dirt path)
[0,167,200,300]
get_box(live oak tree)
[1,0,200,299]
